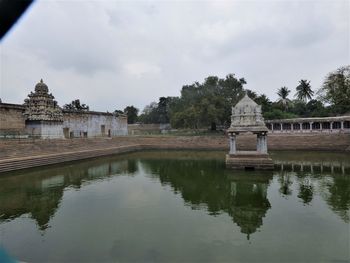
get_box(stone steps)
[0,144,143,173]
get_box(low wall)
[237,133,350,151]
[128,123,171,135]
[0,133,348,173]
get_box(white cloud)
[0,0,348,112]
[124,62,161,78]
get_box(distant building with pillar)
[226,94,274,170]
[265,116,350,133]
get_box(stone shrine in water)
[226,93,273,170]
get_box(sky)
[0,0,349,112]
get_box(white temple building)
[226,93,274,170]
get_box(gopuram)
[226,93,274,170]
[23,79,65,139]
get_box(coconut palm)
[295,79,313,102]
[277,86,291,110]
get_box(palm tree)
[295,79,313,102]
[277,86,291,110]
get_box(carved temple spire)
[23,79,63,122]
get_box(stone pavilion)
[226,93,274,170]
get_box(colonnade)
[265,117,350,133]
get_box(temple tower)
[23,79,64,139]
[226,93,273,170]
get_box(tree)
[114,109,124,114]
[254,94,272,114]
[318,65,350,114]
[63,99,89,111]
[114,109,124,116]
[305,100,329,117]
[263,108,297,120]
[124,106,139,124]
[138,101,159,124]
[290,100,307,117]
[276,87,291,111]
[295,79,313,102]
[168,74,246,129]
[157,97,172,124]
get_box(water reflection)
[297,178,314,204]
[278,172,293,196]
[273,151,350,175]
[0,150,349,235]
[140,158,273,238]
[273,153,350,222]
[0,157,135,230]
[227,173,272,239]
[321,175,350,222]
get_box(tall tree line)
[121,65,350,128]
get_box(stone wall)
[128,123,171,135]
[236,133,350,151]
[63,111,128,138]
[0,103,128,139]
[0,103,26,131]
[25,121,64,139]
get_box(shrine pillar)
[229,132,237,155]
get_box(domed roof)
[24,79,63,121]
[35,79,48,93]
[228,92,268,132]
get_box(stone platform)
[226,151,274,170]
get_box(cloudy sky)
[0,0,349,112]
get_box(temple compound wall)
[63,111,127,138]
[26,121,65,139]
[0,103,26,132]
[0,80,128,139]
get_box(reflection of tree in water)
[297,177,314,205]
[140,158,272,238]
[277,162,349,222]
[0,157,133,231]
[278,172,293,197]
[0,175,65,231]
[321,175,350,223]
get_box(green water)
[0,151,349,262]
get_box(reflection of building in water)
[142,157,274,239]
[87,160,130,178]
[275,160,349,175]
[227,174,272,239]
